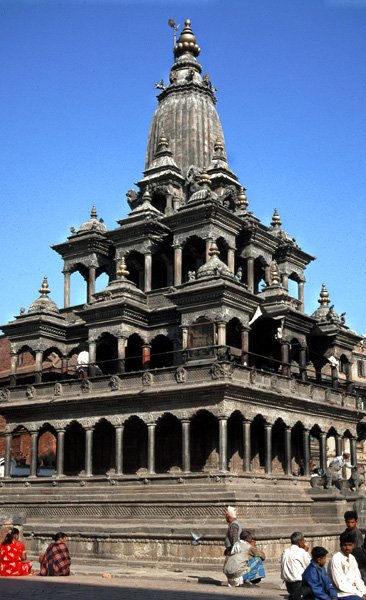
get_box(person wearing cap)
[224,506,242,556]
[328,532,366,598]
[302,546,338,600]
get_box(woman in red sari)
[0,529,33,576]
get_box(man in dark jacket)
[303,546,360,600]
[353,537,366,584]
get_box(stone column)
[85,427,93,477]
[241,329,249,366]
[142,344,151,370]
[350,437,357,467]
[243,420,251,472]
[87,266,96,303]
[219,417,228,472]
[331,364,338,390]
[285,427,292,475]
[282,273,289,291]
[217,322,226,347]
[88,340,96,378]
[181,419,190,473]
[56,429,65,477]
[117,336,127,374]
[246,257,254,293]
[115,425,124,476]
[63,270,71,309]
[299,347,307,382]
[264,264,271,286]
[205,238,213,262]
[303,429,310,477]
[335,435,343,457]
[346,362,354,393]
[35,349,43,384]
[265,423,272,475]
[147,422,156,474]
[61,355,68,381]
[281,341,290,377]
[10,352,17,387]
[30,430,38,477]
[227,248,235,274]
[320,432,327,472]
[4,433,12,478]
[298,280,305,312]
[144,252,152,292]
[174,245,182,286]
[181,327,188,350]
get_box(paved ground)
[0,570,287,600]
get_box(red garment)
[0,542,32,577]
[40,541,71,576]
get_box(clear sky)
[0,0,365,335]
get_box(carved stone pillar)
[10,352,17,387]
[350,437,357,467]
[346,362,353,393]
[85,427,94,477]
[265,423,272,475]
[320,432,327,472]
[142,344,151,370]
[87,266,96,303]
[56,429,65,477]
[285,427,292,475]
[63,270,71,309]
[246,257,254,293]
[4,433,12,478]
[35,349,43,384]
[243,420,251,472]
[181,326,189,350]
[299,347,307,382]
[205,238,213,262]
[181,419,190,473]
[144,252,152,293]
[264,264,271,286]
[335,435,343,457]
[174,246,182,287]
[30,430,38,477]
[88,340,96,378]
[282,273,289,291]
[147,422,156,474]
[241,329,249,366]
[331,365,338,390]
[227,248,235,273]
[303,429,310,477]
[61,355,68,381]
[115,425,124,476]
[281,341,290,377]
[117,337,127,374]
[217,322,226,347]
[219,417,228,472]
[298,280,305,312]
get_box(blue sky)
[0,0,365,335]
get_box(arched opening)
[253,256,267,293]
[182,236,205,282]
[310,425,321,471]
[64,422,86,476]
[151,242,173,290]
[249,318,281,371]
[228,411,243,473]
[10,426,31,476]
[216,237,229,265]
[272,419,286,474]
[96,333,118,375]
[92,420,115,475]
[125,334,143,372]
[251,415,265,472]
[226,318,243,362]
[42,347,63,382]
[123,417,147,475]
[70,267,88,306]
[190,410,219,472]
[291,422,305,476]
[150,335,174,368]
[95,270,109,293]
[37,425,57,476]
[155,414,182,473]
[151,190,167,214]
[16,346,36,385]
[187,317,215,360]
[327,428,338,466]
[125,251,144,291]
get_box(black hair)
[11,527,19,536]
[240,530,253,541]
[53,532,67,542]
[344,510,358,521]
[2,531,15,546]
[340,531,356,545]
[312,546,328,560]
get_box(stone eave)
[52,232,111,259]
[275,244,315,268]
[238,222,279,255]
[112,217,171,240]
[157,80,217,105]
[165,202,242,238]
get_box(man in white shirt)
[328,532,366,599]
[281,531,311,600]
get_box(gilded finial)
[271,208,282,228]
[90,206,97,219]
[174,19,201,59]
[214,136,225,153]
[198,170,211,187]
[208,242,220,258]
[318,283,330,306]
[117,257,130,279]
[237,186,249,209]
[157,131,169,152]
[39,276,51,296]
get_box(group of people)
[281,510,366,599]
[0,528,71,577]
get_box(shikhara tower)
[0,20,365,565]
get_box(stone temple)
[0,19,366,568]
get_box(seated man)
[281,531,311,600]
[302,546,338,600]
[223,529,265,587]
[328,532,366,599]
[353,537,366,584]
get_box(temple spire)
[174,19,201,59]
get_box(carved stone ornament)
[249,369,257,383]
[270,375,278,390]
[109,375,121,391]
[81,379,91,393]
[210,362,233,380]
[175,366,187,384]
[0,388,10,403]
[290,378,297,393]
[142,372,154,386]
[26,386,36,400]
[54,382,63,397]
